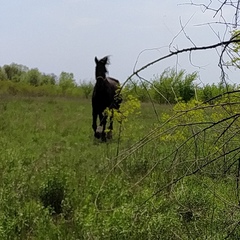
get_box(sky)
[0,0,238,85]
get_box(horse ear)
[95,57,98,64]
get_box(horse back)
[107,77,122,108]
[106,77,120,88]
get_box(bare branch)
[121,37,240,88]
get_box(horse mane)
[100,56,111,66]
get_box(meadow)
[0,95,240,239]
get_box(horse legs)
[92,111,99,139]
[95,110,113,141]
[99,114,107,142]
[99,112,107,141]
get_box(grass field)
[0,95,240,239]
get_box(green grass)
[0,95,240,239]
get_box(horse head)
[95,56,110,81]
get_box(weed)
[39,176,65,214]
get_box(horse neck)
[96,75,105,82]
[95,75,109,90]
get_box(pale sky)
[0,1,238,85]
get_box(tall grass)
[0,95,240,239]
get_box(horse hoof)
[94,132,101,139]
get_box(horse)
[92,56,122,141]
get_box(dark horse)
[92,56,122,141]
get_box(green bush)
[79,81,94,99]
[39,176,65,214]
[152,68,197,104]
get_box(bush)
[79,81,94,99]
[152,68,197,104]
[39,176,65,214]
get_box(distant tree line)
[0,63,56,85]
[0,63,93,98]
[0,63,238,103]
